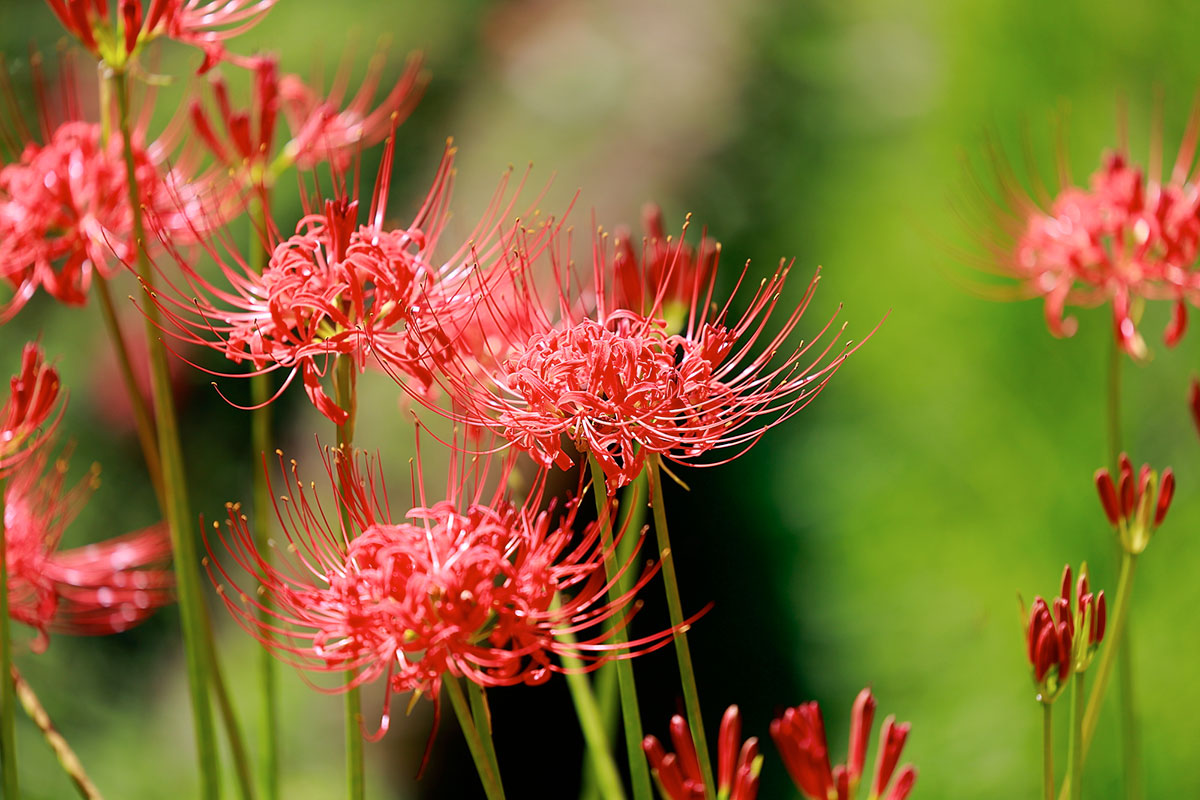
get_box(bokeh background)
[3,0,1200,797]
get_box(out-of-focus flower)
[43,0,275,72]
[612,204,718,327]
[1,343,63,477]
[1094,453,1174,554]
[396,213,866,490]
[189,50,424,189]
[4,446,173,652]
[1022,565,1106,703]
[642,705,761,800]
[207,441,681,738]
[770,688,916,800]
[1190,377,1200,439]
[969,105,1200,359]
[0,53,238,320]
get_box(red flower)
[970,104,1200,359]
[643,705,762,800]
[43,0,275,72]
[1,343,63,477]
[189,50,424,187]
[206,441,681,738]
[1095,453,1174,554]
[613,204,718,323]
[0,54,237,320]
[396,213,866,490]
[1022,565,1106,703]
[4,446,173,652]
[770,688,916,800]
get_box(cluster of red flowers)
[975,106,1200,358]
[209,444,679,736]
[1023,565,1107,702]
[771,688,916,800]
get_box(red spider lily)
[392,212,868,490]
[770,688,916,800]
[643,705,762,800]
[0,53,238,321]
[966,102,1200,359]
[1021,564,1106,702]
[205,439,687,739]
[1,343,63,477]
[4,446,174,653]
[144,120,559,424]
[43,0,275,72]
[1095,453,1174,554]
[189,50,424,189]
[613,204,718,323]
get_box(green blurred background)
[3,0,1200,797]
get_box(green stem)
[1066,671,1085,800]
[1043,703,1055,800]
[333,356,362,800]
[444,676,506,800]
[1104,337,1141,800]
[467,683,504,794]
[0,477,18,799]
[646,455,715,800]
[581,472,646,800]
[204,619,255,800]
[586,455,653,800]
[11,666,100,800]
[111,67,220,800]
[555,594,627,800]
[1080,553,1137,760]
[93,275,165,508]
[247,196,280,800]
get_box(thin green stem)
[1081,553,1137,759]
[0,477,18,799]
[111,67,220,800]
[333,356,363,800]
[1104,338,1141,800]
[93,275,164,508]
[11,666,100,800]
[204,619,255,800]
[587,455,653,800]
[1043,703,1055,800]
[1066,671,1085,800]
[247,195,280,800]
[646,455,714,800]
[467,683,504,794]
[555,594,627,800]
[444,676,506,800]
[581,472,646,800]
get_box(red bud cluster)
[1024,564,1107,703]
[1,343,63,477]
[1095,454,1175,554]
[770,688,915,800]
[643,705,761,800]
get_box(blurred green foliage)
[3,0,1200,798]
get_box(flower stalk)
[12,666,103,800]
[444,675,506,800]
[333,354,363,800]
[587,454,653,800]
[110,66,220,800]
[1043,703,1054,800]
[247,195,280,800]
[554,593,627,800]
[646,454,715,800]
[0,476,18,799]
[580,472,646,800]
